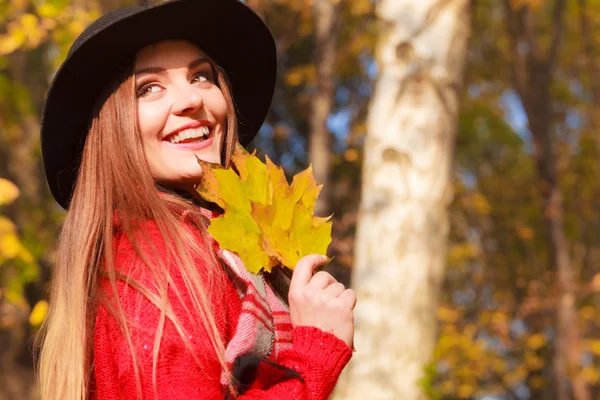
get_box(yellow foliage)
[524,352,545,371]
[471,193,491,215]
[0,216,33,263]
[517,226,535,240]
[20,13,38,30]
[29,300,49,326]
[348,34,371,56]
[448,242,479,265]
[465,348,484,365]
[440,323,457,335]
[0,2,101,58]
[286,70,304,87]
[490,311,508,326]
[511,0,543,9]
[10,0,29,11]
[344,149,359,162]
[0,11,48,54]
[66,19,86,37]
[503,365,527,386]
[437,305,463,323]
[0,29,25,55]
[437,334,458,353]
[350,0,372,16]
[528,375,545,389]
[580,305,598,320]
[479,310,491,325]
[585,339,600,356]
[581,366,599,384]
[196,143,331,273]
[463,323,477,339]
[20,13,45,48]
[440,379,455,394]
[457,383,476,399]
[591,273,600,292]
[0,233,22,259]
[491,358,508,374]
[285,65,316,87]
[0,178,19,205]
[526,333,547,350]
[40,17,57,31]
[37,3,62,19]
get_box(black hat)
[41,0,276,210]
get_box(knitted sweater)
[92,219,352,399]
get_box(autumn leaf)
[195,143,332,274]
[0,178,19,206]
[29,300,49,326]
[526,333,546,350]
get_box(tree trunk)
[502,1,590,399]
[335,0,471,398]
[309,0,339,217]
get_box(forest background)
[1,0,600,399]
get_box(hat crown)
[68,6,145,58]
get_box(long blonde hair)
[36,55,239,399]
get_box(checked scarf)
[198,208,296,397]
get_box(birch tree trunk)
[335,1,471,398]
[309,0,339,217]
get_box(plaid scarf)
[198,208,297,397]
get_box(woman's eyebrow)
[135,66,165,76]
[135,57,209,76]
[189,57,209,69]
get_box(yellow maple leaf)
[195,143,332,274]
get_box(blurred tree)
[424,0,600,398]
[248,0,377,285]
[336,0,472,398]
[501,1,589,398]
[308,0,340,216]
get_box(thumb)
[290,254,328,291]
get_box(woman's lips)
[163,128,213,151]
[164,120,212,139]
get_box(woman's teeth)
[168,126,210,143]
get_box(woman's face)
[135,40,227,188]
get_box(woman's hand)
[288,254,357,348]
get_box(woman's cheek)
[137,102,167,138]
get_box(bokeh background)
[1,0,600,399]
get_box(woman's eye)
[137,83,161,97]
[191,71,213,84]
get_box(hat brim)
[41,0,276,209]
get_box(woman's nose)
[171,85,204,115]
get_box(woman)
[37,0,356,399]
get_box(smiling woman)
[36,0,356,399]
[135,41,229,187]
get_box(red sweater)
[93,220,352,399]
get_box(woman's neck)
[157,184,223,214]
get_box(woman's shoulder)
[111,209,210,261]
[108,216,210,284]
